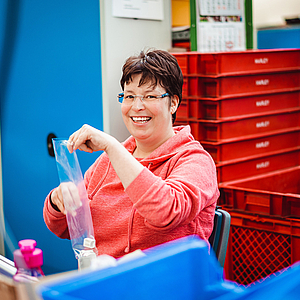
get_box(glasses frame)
[117,92,169,105]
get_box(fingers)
[52,183,82,216]
[67,140,75,153]
[77,142,94,153]
[68,124,95,153]
[51,187,66,215]
[61,182,82,216]
[67,124,109,154]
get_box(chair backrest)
[209,208,231,268]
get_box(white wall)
[100,1,172,142]
[253,0,300,48]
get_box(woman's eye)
[145,95,156,99]
[125,95,134,99]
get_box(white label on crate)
[254,58,269,64]
[256,99,270,107]
[256,161,270,169]
[256,141,270,149]
[256,79,269,86]
[256,120,270,128]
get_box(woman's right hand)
[67,124,116,154]
[50,182,82,215]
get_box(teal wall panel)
[0,0,102,274]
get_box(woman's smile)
[131,116,152,124]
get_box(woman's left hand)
[68,124,115,153]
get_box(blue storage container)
[217,262,300,300]
[257,25,300,49]
[37,236,242,300]
[37,236,300,300]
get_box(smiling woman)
[121,73,177,157]
[43,49,220,259]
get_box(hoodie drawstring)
[125,208,136,253]
[125,162,152,253]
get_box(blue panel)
[0,0,102,274]
[257,26,300,49]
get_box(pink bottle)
[13,239,44,282]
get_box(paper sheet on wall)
[112,0,164,21]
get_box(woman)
[43,49,219,258]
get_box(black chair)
[209,207,231,268]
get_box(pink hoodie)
[43,126,219,258]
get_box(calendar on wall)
[194,0,246,52]
[198,0,244,16]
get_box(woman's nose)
[132,96,145,110]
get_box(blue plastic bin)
[37,236,300,300]
[217,262,300,300]
[37,236,241,300]
[257,25,300,49]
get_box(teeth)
[132,117,151,123]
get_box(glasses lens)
[118,93,169,105]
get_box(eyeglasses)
[117,93,169,105]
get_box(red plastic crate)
[219,166,300,218]
[223,210,300,285]
[184,107,300,141]
[172,41,191,52]
[201,128,300,163]
[176,100,189,119]
[174,120,188,127]
[185,70,300,98]
[174,53,188,76]
[178,89,300,120]
[173,49,300,76]
[216,147,300,183]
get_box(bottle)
[13,239,44,282]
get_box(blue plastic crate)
[37,236,240,300]
[217,262,300,300]
[37,236,300,300]
[257,26,300,49]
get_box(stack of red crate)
[173,49,300,285]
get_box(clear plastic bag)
[52,138,97,269]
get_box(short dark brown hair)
[120,49,183,124]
